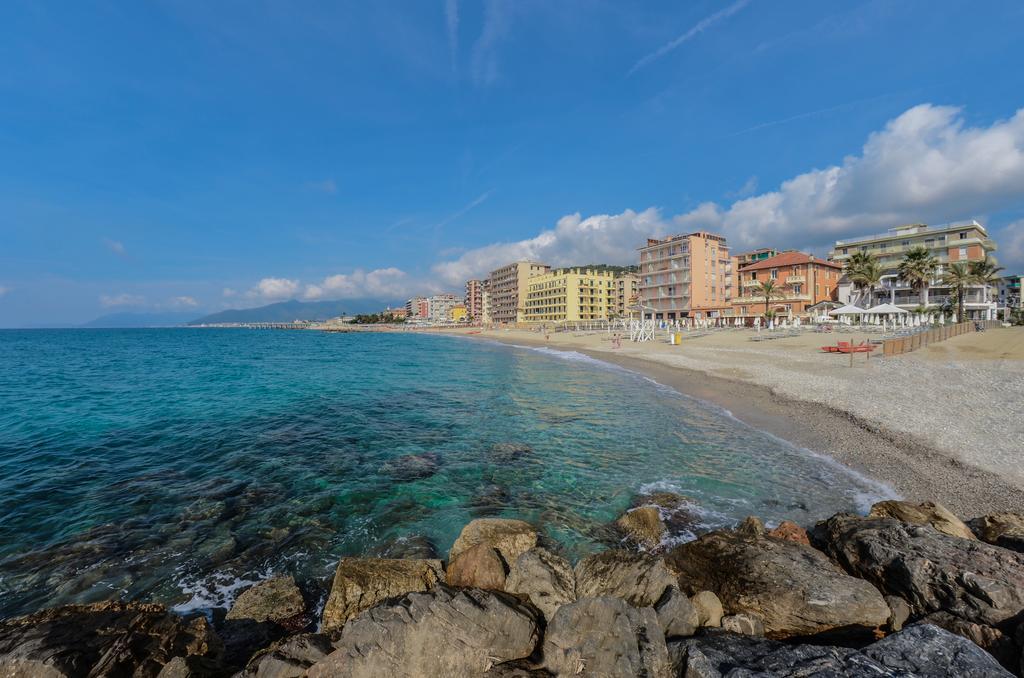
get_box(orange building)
[730,251,842,319]
[638,231,732,320]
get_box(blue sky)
[2,0,1024,326]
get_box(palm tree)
[897,246,939,308]
[943,262,974,323]
[844,251,875,306]
[850,258,883,308]
[756,279,784,318]
[969,257,1004,306]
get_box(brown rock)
[969,512,1024,553]
[449,518,537,566]
[226,576,305,623]
[690,591,723,628]
[615,506,667,550]
[574,549,676,608]
[735,516,765,538]
[321,557,444,633]
[767,520,810,545]
[867,500,976,541]
[884,595,911,632]
[446,543,507,590]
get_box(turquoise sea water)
[0,329,892,617]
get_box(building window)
[792,284,802,294]
[959,232,967,239]
[959,247,967,259]
[770,269,778,279]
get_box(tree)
[844,251,875,305]
[942,262,974,323]
[756,279,784,318]
[897,246,939,307]
[850,258,883,308]
[968,257,1004,306]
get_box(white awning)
[866,303,909,314]
[829,304,867,315]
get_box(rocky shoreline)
[1,498,1023,677]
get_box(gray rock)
[542,596,671,677]
[884,595,911,632]
[917,612,1018,673]
[505,548,575,621]
[484,659,554,676]
[320,557,444,633]
[818,514,1024,627]
[666,527,889,640]
[721,613,764,636]
[574,549,676,608]
[239,633,334,678]
[654,586,699,638]
[156,655,223,677]
[307,586,540,678]
[863,623,1014,677]
[690,591,723,628]
[380,452,440,481]
[0,601,221,678]
[869,500,976,540]
[969,512,1024,553]
[450,518,538,566]
[226,576,305,623]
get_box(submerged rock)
[666,526,889,640]
[969,512,1024,553]
[868,500,976,541]
[308,586,540,678]
[614,506,666,550]
[449,518,537,566]
[321,557,444,633]
[817,514,1024,627]
[574,549,676,609]
[0,601,221,678]
[368,534,439,560]
[505,548,576,621]
[488,442,534,464]
[226,576,305,624]
[632,492,705,537]
[380,452,440,481]
[447,544,507,590]
[542,596,671,678]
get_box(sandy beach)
[438,324,1024,517]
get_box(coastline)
[441,328,1024,517]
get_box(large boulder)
[863,623,1014,677]
[307,586,540,678]
[450,518,538,566]
[542,596,671,678]
[969,512,1024,553]
[446,543,507,590]
[505,548,575,621]
[654,586,699,638]
[690,591,723,628]
[226,576,305,623]
[917,612,1018,673]
[666,527,889,640]
[574,550,676,609]
[869,500,976,541]
[614,506,666,550]
[817,514,1024,627]
[0,601,221,678]
[321,557,444,633]
[238,633,334,677]
[669,623,1013,677]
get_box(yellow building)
[486,261,550,324]
[449,304,468,322]
[524,268,629,323]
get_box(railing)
[786,276,805,284]
[882,320,1001,357]
[834,220,983,246]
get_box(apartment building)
[486,261,550,324]
[731,251,842,318]
[998,275,1022,314]
[465,279,485,323]
[481,288,492,324]
[523,268,624,323]
[829,221,998,318]
[449,304,468,323]
[405,296,429,320]
[614,272,639,319]
[638,231,732,320]
[426,294,460,323]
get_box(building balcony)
[786,276,805,284]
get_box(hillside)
[188,299,398,325]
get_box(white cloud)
[1000,220,1024,270]
[432,208,667,285]
[303,268,415,300]
[470,0,511,87]
[629,0,751,76]
[445,0,459,72]
[249,278,300,301]
[169,296,199,308]
[673,104,1024,253]
[100,293,145,307]
[104,239,127,256]
[222,287,237,298]
[726,175,759,199]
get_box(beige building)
[481,288,492,324]
[613,272,639,318]
[486,261,549,324]
[465,279,485,323]
[524,268,623,323]
[638,231,732,320]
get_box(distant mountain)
[188,299,399,325]
[81,311,200,328]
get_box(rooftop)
[833,220,985,247]
[739,250,843,272]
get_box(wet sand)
[439,326,1024,518]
